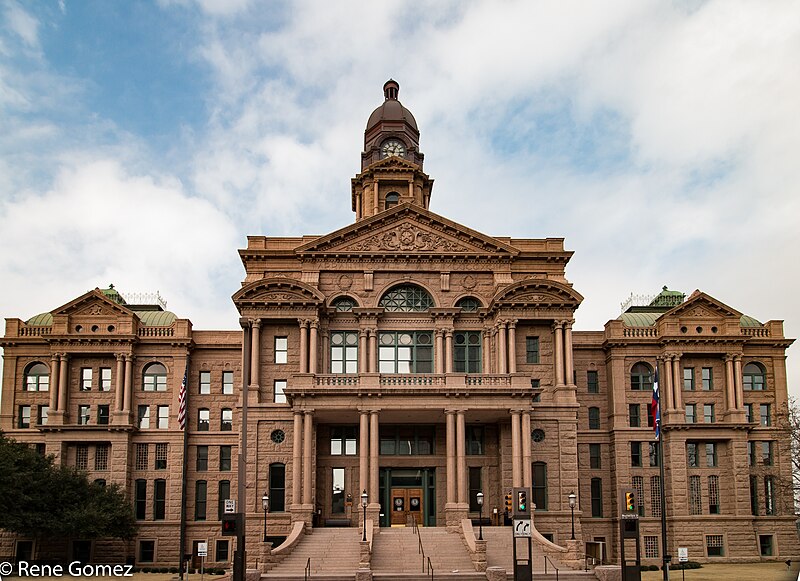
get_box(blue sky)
[1,0,799,396]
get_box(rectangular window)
[701,367,713,390]
[587,370,599,393]
[330,426,358,455]
[532,462,547,510]
[748,441,756,467]
[330,331,359,373]
[195,481,207,520]
[644,536,659,559]
[379,425,434,455]
[764,476,775,515]
[632,475,644,516]
[332,469,345,514]
[704,403,715,423]
[650,476,662,518]
[706,443,717,467]
[218,480,231,520]
[759,535,773,556]
[454,331,482,373]
[153,479,166,520]
[221,408,233,431]
[157,406,169,429]
[200,371,211,395]
[646,403,654,428]
[589,444,601,469]
[155,443,168,470]
[222,371,234,394]
[683,367,695,390]
[100,367,112,391]
[590,478,603,517]
[37,405,49,426]
[629,404,640,428]
[685,404,696,424]
[526,336,540,364]
[687,443,698,467]
[274,380,287,404]
[750,475,759,516]
[215,540,229,563]
[198,409,210,431]
[708,475,720,514]
[706,535,724,557]
[136,444,148,470]
[274,337,288,364]
[220,446,232,471]
[138,405,150,429]
[378,331,434,373]
[80,368,92,391]
[649,442,659,467]
[745,403,754,423]
[689,475,702,515]
[75,444,88,469]
[760,404,771,426]
[196,445,208,471]
[78,405,90,425]
[135,479,147,520]
[18,405,30,428]
[630,442,642,467]
[468,467,483,512]
[588,407,600,429]
[761,441,773,466]
[467,425,485,455]
[95,444,109,471]
[97,404,110,425]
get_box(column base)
[553,384,578,404]
[291,505,314,531]
[112,411,131,426]
[47,410,66,426]
[444,503,468,531]
[724,409,748,423]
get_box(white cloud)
[2,0,39,48]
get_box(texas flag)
[651,367,660,440]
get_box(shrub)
[671,561,702,570]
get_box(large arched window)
[379,284,434,312]
[269,463,286,512]
[143,363,167,392]
[331,297,357,312]
[630,362,653,391]
[455,297,481,312]
[532,462,547,510]
[385,192,400,210]
[743,362,766,391]
[25,362,50,391]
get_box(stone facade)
[1,81,797,568]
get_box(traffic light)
[505,493,513,514]
[517,490,527,512]
[221,513,241,536]
[625,491,635,512]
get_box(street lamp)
[568,491,577,540]
[476,491,484,541]
[361,490,368,542]
[261,492,270,542]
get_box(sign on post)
[224,499,236,514]
[678,548,688,563]
[513,518,532,538]
[197,542,208,557]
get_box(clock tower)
[352,80,434,221]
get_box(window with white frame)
[157,406,169,429]
[330,331,358,374]
[200,371,211,394]
[100,367,112,391]
[143,363,167,391]
[138,405,150,429]
[222,371,234,394]
[644,536,659,558]
[274,380,287,404]
[80,368,92,391]
[274,337,288,364]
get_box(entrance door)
[390,488,423,526]
[72,540,91,563]
[15,540,33,562]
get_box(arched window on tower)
[455,297,481,312]
[630,362,653,391]
[331,297,357,312]
[143,363,167,392]
[379,284,434,312]
[385,192,400,210]
[743,362,766,391]
[24,362,50,391]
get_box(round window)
[271,429,285,444]
[531,429,545,443]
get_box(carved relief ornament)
[345,225,468,253]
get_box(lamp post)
[476,491,484,541]
[261,492,270,542]
[568,491,577,540]
[361,489,368,542]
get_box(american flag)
[178,363,188,430]
[651,366,660,440]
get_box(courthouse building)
[1,80,797,567]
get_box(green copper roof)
[649,286,686,308]
[620,312,660,327]
[134,310,177,326]
[26,312,53,326]
[100,284,127,305]
[740,314,762,327]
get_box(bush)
[641,565,659,571]
[671,561,702,570]
[168,567,179,573]
[141,567,151,573]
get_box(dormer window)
[385,192,400,210]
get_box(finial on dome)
[383,79,399,101]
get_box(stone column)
[672,355,682,411]
[733,355,744,410]
[302,411,314,506]
[369,411,379,502]
[511,410,522,487]
[661,357,673,412]
[507,320,517,374]
[445,329,454,374]
[445,410,456,505]
[456,410,466,504]
[309,320,319,374]
[49,354,60,412]
[521,410,532,488]
[57,354,69,413]
[299,319,309,374]
[435,330,444,374]
[359,412,369,506]
[482,330,491,375]
[497,322,507,375]
[564,320,574,386]
[724,355,735,413]
[368,329,378,374]
[113,354,124,412]
[373,182,379,215]
[321,330,330,374]
[359,330,368,374]
[553,322,565,387]
[251,319,261,388]
[292,412,303,508]
[123,355,133,413]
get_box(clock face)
[381,139,406,158]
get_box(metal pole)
[479,503,483,541]
[571,504,575,540]
[362,502,367,542]
[263,505,268,542]
[659,426,670,581]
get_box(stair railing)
[543,554,559,581]
[426,555,434,580]
[304,557,311,580]
[411,513,433,577]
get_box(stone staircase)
[262,527,362,580]
[372,527,483,580]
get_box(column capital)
[435,329,446,338]
[304,409,315,417]
[359,329,369,338]
[250,318,262,328]
[297,318,309,327]
[320,329,329,338]
[509,408,523,416]
[51,353,60,362]
[444,409,458,416]
[444,328,454,338]
[507,319,518,329]
[552,320,565,330]
[59,353,70,361]
[562,319,574,330]
[310,319,319,329]
[733,354,743,362]
[724,353,736,362]
[114,353,125,362]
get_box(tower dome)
[365,80,418,133]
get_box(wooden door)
[390,488,423,526]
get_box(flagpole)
[657,360,669,581]
[178,361,190,580]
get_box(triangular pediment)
[360,155,423,174]
[296,204,519,256]
[53,289,136,319]
[661,291,742,320]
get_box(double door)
[390,487,423,526]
